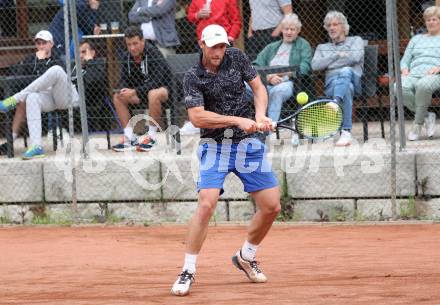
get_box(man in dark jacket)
[128,0,180,57]
[48,0,100,56]
[0,30,61,156]
[112,26,171,152]
[76,40,108,131]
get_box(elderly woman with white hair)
[252,13,312,144]
[400,5,440,141]
[312,10,364,146]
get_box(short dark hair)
[124,26,143,39]
[80,39,96,51]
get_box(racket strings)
[296,102,343,138]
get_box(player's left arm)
[248,76,272,131]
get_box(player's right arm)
[184,68,257,133]
[188,106,257,133]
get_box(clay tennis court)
[1,223,440,304]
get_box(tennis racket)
[260,98,343,140]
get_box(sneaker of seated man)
[112,26,171,152]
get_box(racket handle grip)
[256,122,277,131]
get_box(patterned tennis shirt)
[183,47,258,143]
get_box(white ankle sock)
[148,125,157,139]
[12,132,17,140]
[241,240,258,261]
[183,253,197,274]
[124,126,135,141]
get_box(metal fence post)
[63,0,77,212]
[386,0,398,220]
[68,0,90,159]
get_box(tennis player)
[171,24,281,296]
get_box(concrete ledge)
[1,199,439,224]
[228,201,255,222]
[416,152,440,196]
[160,155,199,201]
[284,145,415,198]
[4,146,440,204]
[417,198,440,219]
[0,160,43,202]
[294,199,355,221]
[44,156,162,202]
[0,204,32,224]
[357,198,440,220]
[109,201,227,223]
[357,199,406,220]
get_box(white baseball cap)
[201,24,230,47]
[34,30,53,43]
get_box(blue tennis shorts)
[197,138,278,194]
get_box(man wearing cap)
[0,30,63,158]
[0,30,80,159]
[171,24,281,296]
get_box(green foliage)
[416,177,429,200]
[30,206,74,226]
[93,203,125,224]
[31,214,51,225]
[277,196,295,221]
[329,205,350,222]
[105,213,125,224]
[277,172,295,221]
[353,210,367,221]
[0,215,12,224]
[399,196,417,220]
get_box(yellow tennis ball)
[296,92,309,105]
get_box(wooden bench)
[0,38,35,72]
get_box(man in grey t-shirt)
[247,0,292,60]
[312,10,364,146]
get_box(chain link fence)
[0,0,439,224]
[392,0,440,222]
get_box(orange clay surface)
[1,224,440,305]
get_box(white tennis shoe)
[171,270,195,296]
[335,130,352,146]
[408,124,422,141]
[424,112,436,138]
[232,251,267,283]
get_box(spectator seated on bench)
[111,26,171,152]
[53,39,111,149]
[252,13,312,145]
[311,10,364,147]
[400,5,440,141]
[0,38,107,160]
[0,30,62,158]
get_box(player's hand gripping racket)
[259,98,343,140]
